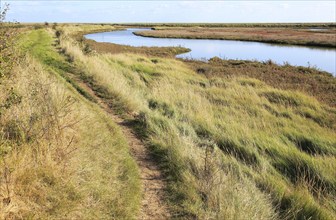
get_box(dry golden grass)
[0,31,140,219]
[57,24,335,219]
[1,23,335,219]
[185,58,336,107]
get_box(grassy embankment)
[1,23,335,219]
[134,26,336,48]
[0,26,141,218]
[57,25,335,219]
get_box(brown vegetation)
[116,22,336,28]
[135,27,336,48]
[69,27,190,58]
[185,58,336,107]
[84,38,190,58]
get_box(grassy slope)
[0,28,140,219]
[2,24,335,219]
[59,25,336,219]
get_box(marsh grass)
[134,26,336,48]
[57,24,336,219]
[117,22,336,28]
[2,23,334,219]
[186,58,336,108]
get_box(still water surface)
[85,28,336,75]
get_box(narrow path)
[76,80,171,219]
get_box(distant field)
[134,26,336,48]
[115,22,336,28]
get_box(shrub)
[0,4,17,79]
[55,30,62,38]
[83,44,91,54]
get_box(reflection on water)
[308,28,329,31]
[85,28,336,75]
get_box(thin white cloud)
[3,1,336,23]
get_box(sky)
[1,1,336,23]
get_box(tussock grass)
[5,24,334,219]
[58,24,336,219]
[187,58,336,107]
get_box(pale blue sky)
[2,1,336,23]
